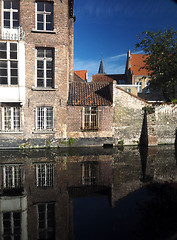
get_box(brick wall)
[0,0,74,147]
[67,105,114,141]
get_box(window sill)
[0,131,23,134]
[81,129,99,132]
[31,29,56,34]
[31,87,57,91]
[32,131,56,134]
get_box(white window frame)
[81,162,96,185]
[2,105,21,131]
[35,1,53,31]
[2,164,23,189]
[82,106,98,130]
[35,47,54,88]
[0,42,18,85]
[136,81,142,93]
[35,163,54,187]
[37,203,55,239]
[36,106,54,131]
[2,0,20,30]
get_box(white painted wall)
[0,41,25,103]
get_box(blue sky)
[74,0,177,81]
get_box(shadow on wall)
[140,110,148,146]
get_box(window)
[81,162,96,185]
[2,212,21,240]
[136,81,142,93]
[126,88,131,93]
[37,203,55,240]
[35,163,54,187]
[82,107,98,130]
[2,105,21,131]
[36,2,53,31]
[2,0,20,29]
[2,164,23,189]
[145,82,150,93]
[36,48,54,88]
[36,107,54,131]
[0,42,18,85]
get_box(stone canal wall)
[113,84,177,146]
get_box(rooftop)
[67,82,113,106]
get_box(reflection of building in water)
[1,164,23,191]
[1,147,176,239]
[35,202,55,240]
[81,162,97,185]
[0,164,27,240]
[35,163,54,187]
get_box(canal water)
[0,145,177,240]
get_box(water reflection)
[0,146,177,240]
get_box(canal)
[0,145,177,240]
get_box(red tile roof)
[130,54,150,76]
[92,74,127,83]
[67,82,113,106]
[74,70,87,81]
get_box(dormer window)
[2,0,20,29]
[36,2,53,31]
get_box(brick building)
[0,0,75,148]
[67,82,114,146]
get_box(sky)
[74,0,177,81]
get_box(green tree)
[136,28,177,102]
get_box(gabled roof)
[67,82,113,106]
[74,70,87,81]
[130,54,150,76]
[92,74,127,83]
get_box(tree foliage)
[136,28,177,102]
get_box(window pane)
[37,14,43,22]
[10,52,17,59]
[0,61,7,68]
[13,12,19,21]
[37,23,44,30]
[11,77,18,85]
[37,79,44,87]
[37,70,44,78]
[46,49,53,58]
[37,2,44,11]
[46,61,52,69]
[0,43,7,59]
[37,49,44,58]
[11,61,17,68]
[47,70,52,78]
[12,1,20,10]
[45,2,53,13]
[11,69,18,76]
[0,51,7,59]
[37,61,44,69]
[46,23,53,31]
[0,77,7,84]
[4,1,11,9]
[0,69,8,76]
[46,14,52,23]
[4,12,10,20]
